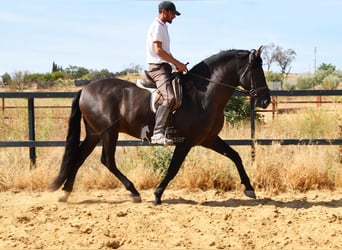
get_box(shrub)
[296,76,316,89]
[224,96,262,123]
[140,147,173,176]
[224,96,250,122]
[321,75,340,90]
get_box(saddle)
[136,70,183,113]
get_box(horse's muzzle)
[255,91,271,109]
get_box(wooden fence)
[0,90,341,165]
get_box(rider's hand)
[176,62,188,73]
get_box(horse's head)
[239,46,271,109]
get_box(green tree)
[28,73,50,83]
[52,61,63,73]
[317,63,336,72]
[296,63,342,89]
[65,65,89,79]
[1,72,11,85]
[50,71,66,81]
[84,69,113,80]
[117,63,142,75]
[314,63,335,84]
[52,61,58,72]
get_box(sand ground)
[0,188,341,249]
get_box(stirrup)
[151,133,173,146]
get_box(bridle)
[188,50,262,97]
[238,51,257,96]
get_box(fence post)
[316,96,322,107]
[250,97,256,162]
[28,97,36,167]
[272,96,277,119]
[2,98,4,113]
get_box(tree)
[272,46,296,77]
[262,43,276,71]
[296,63,342,90]
[52,61,63,72]
[65,65,89,79]
[317,63,336,74]
[261,44,296,76]
[84,69,114,80]
[10,71,32,90]
[1,72,11,85]
[52,62,58,72]
[117,63,142,75]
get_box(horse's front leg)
[202,136,256,199]
[154,143,192,205]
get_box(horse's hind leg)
[60,133,100,202]
[202,136,256,199]
[101,131,141,202]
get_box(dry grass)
[254,144,340,194]
[0,95,341,193]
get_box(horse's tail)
[50,90,82,191]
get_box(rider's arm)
[153,41,187,72]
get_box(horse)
[50,46,271,205]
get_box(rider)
[146,1,187,145]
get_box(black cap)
[159,1,181,16]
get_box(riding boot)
[151,105,173,145]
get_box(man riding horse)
[146,1,187,145]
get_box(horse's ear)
[256,45,264,57]
[249,49,256,62]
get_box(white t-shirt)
[146,18,170,64]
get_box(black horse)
[50,46,271,205]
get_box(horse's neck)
[203,64,239,107]
[186,51,248,110]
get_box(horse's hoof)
[244,190,256,199]
[130,195,142,203]
[153,198,162,206]
[58,191,70,202]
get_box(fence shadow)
[161,196,342,209]
[65,196,341,209]
[201,197,342,209]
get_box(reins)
[187,72,249,94]
[187,50,259,97]
[145,50,261,97]
[187,71,255,97]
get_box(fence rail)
[1,90,341,165]
[1,139,341,148]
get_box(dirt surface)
[0,188,341,249]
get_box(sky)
[1,0,342,75]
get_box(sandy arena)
[0,188,341,249]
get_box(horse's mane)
[189,49,250,74]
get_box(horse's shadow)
[163,197,342,209]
